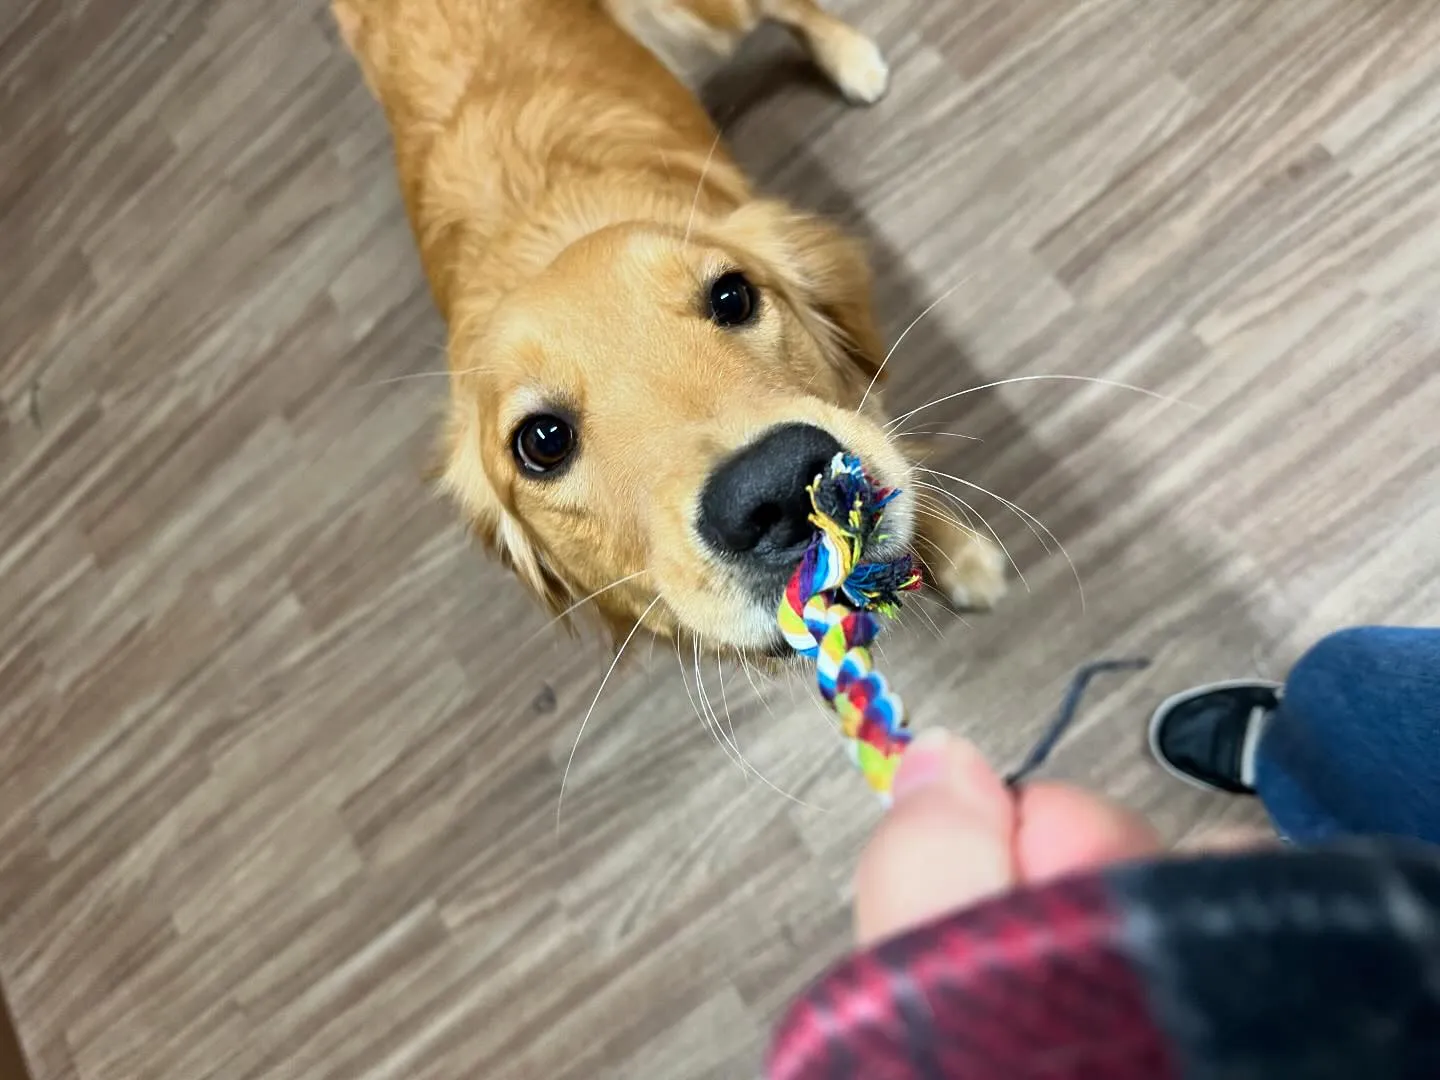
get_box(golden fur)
[334,0,1006,650]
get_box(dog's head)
[440,200,913,652]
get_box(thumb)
[853,729,1018,947]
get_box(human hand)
[855,729,1163,946]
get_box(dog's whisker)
[556,594,662,834]
[916,478,1037,555]
[738,647,782,687]
[907,591,955,640]
[896,580,946,640]
[916,483,1030,594]
[777,656,846,740]
[802,688,844,746]
[697,663,742,771]
[919,467,1056,551]
[885,373,1197,432]
[905,540,975,631]
[676,636,723,756]
[913,489,970,527]
[737,649,781,724]
[692,641,732,762]
[891,428,982,443]
[902,537,955,600]
[899,550,955,639]
[522,568,652,648]
[908,503,966,541]
[715,656,819,810]
[857,278,968,414]
[913,488,984,543]
[714,655,749,772]
[682,129,724,250]
[738,651,830,763]
[915,579,975,628]
[920,582,975,630]
[890,546,936,636]
[911,531,957,570]
[353,370,452,388]
[926,486,983,536]
[684,642,755,779]
[352,360,491,391]
[695,639,748,775]
[907,544,938,582]
[910,502,987,549]
[736,656,834,790]
[916,465,1084,611]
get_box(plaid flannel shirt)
[769,843,1440,1079]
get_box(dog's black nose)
[699,423,844,564]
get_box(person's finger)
[1011,781,1162,884]
[853,729,1017,947]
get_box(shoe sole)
[1147,678,1282,795]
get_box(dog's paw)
[931,532,1008,612]
[817,30,890,105]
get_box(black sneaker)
[1148,680,1281,795]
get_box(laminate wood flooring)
[2,1,1438,1076]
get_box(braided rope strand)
[777,453,921,802]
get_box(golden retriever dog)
[334,0,1006,655]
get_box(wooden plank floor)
[4,1,1439,1076]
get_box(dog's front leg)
[912,501,1009,612]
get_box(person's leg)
[1149,626,1440,845]
[1255,626,1440,845]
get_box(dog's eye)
[708,271,758,328]
[513,414,576,475]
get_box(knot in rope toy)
[777,453,921,802]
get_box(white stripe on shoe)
[1238,701,1276,789]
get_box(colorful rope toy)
[777,453,922,803]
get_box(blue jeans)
[1257,626,1440,845]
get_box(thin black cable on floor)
[1004,658,1152,787]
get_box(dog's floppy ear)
[435,393,574,616]
[723,199,886,385]
[331,0,385,97]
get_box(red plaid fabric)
[769,845,1440,1079]
[768,873,1176,1080]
